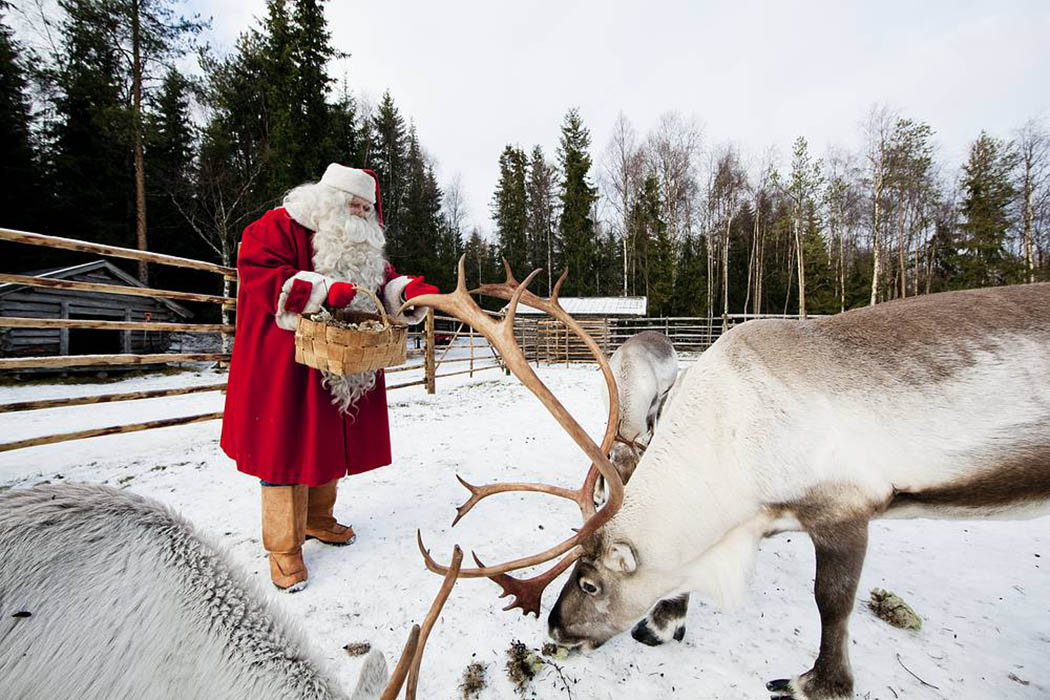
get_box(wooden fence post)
[424,308,436,394]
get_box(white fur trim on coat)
[383,275,427,325]
[275,271,331,331]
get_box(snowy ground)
[1,363,1048,699]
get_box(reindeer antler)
[401,257,622,616]
[381,545,464,700]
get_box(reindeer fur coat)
[0,483,386,699]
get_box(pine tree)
[595,223,621,295]
[801,202,837,313]
[109,0,206,280]
[557,108,599,295]
[432,216,462,295]
[195,30,271,268]
[0,3,46,272]
[329,77,360,165]
[525,145,558,293]
[0,4,42,232]
[398,128,443,275]
[257,0,299,194]
[957,131,1019,287]
[631,175,672,314]
[492,144,528,276]
[145,68,204,289]
[672,234,707,316]
[370,91,408,249]
[462,228,501,309]
[286,0,335,179]
[50,0,133,251]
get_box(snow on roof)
[509,296,648,316]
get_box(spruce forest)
[3,0,1048,319]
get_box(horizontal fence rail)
[0,227,238,452]
[0,412,225,453]
[0,228,236,278]
[0,353,229,370]
[0,382,227,413]
[0,316,234,333]
[0,272,235,306]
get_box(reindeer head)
[546,531,660,650]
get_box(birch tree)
[773,137,823,318]
[863,105,895,305]
[710,146,746,325]
[1015,119,1049,283]
[601,112,644,296]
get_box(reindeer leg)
[768,518,868,700]
[630,593,690,646]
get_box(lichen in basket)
[305,308,387,332]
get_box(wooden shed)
[0,260,192,360]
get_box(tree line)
[3,0,1048,320]
[1,0,461,298]
[490,108,1049,318]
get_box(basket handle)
[351,285,396,330]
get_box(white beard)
[296,205,388,415]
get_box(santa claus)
[221,164,437,592]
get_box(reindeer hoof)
[673,625,685,641]
[767,678,794,698]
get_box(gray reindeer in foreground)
[0,483,393,700]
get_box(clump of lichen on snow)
[342,641,371,657]
[505,640,545,693]
[869,588,922,630]
[541,642,572,661]
[459,662,487,698]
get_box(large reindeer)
[406,270,1050,700]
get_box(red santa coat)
[220,207,392,486]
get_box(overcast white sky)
[21,0,1050,234]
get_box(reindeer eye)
[579,577,601,595]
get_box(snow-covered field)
[1,364,1048,699]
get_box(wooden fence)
[0,226,805,452]
[0,227,507,452]
[390,311,505,392]
[514,313,809,363]
[0,228,236,451]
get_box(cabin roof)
[0,260,192,318]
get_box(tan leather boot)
[261,484,308,592]
[305,479,356,546]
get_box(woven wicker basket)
[294,287,407,375]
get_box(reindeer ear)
[603,541,638,574]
